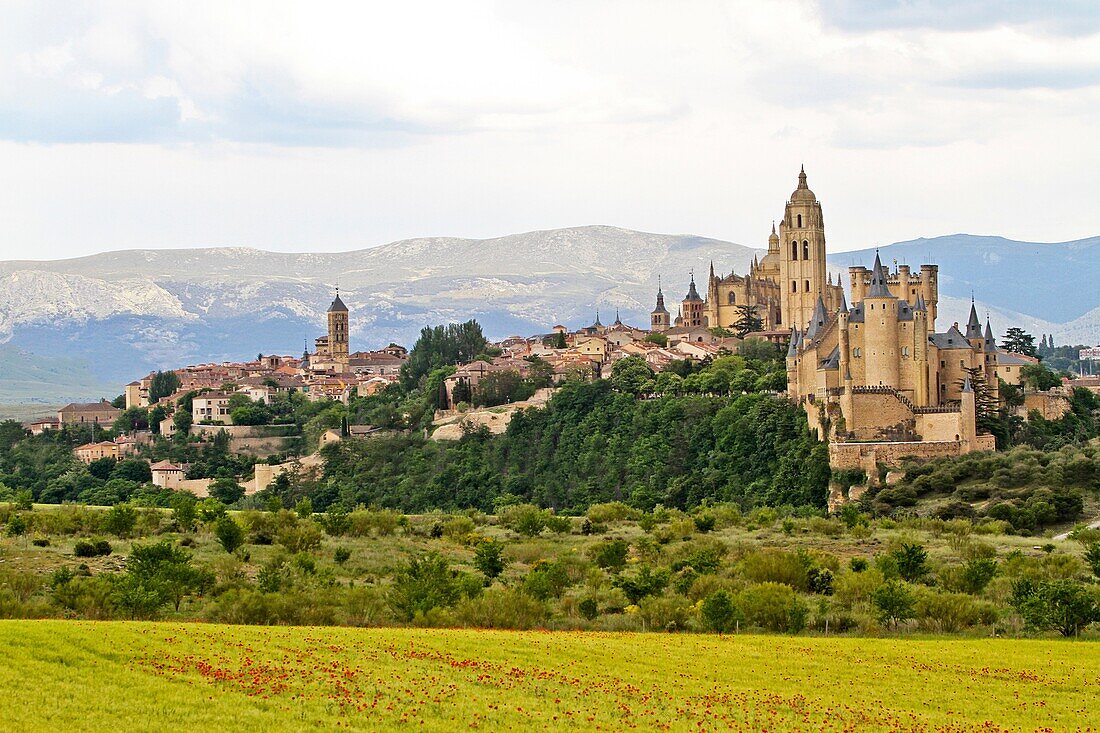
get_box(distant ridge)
[0,226,1094,407]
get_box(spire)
[914,293,926,312]
[961,375,973,393]
[328,288,349,313]
[652,278,669,315]
[805,296,828,340]
[786,327,800,357]
[709,260,715,280]
[771,221,776,236]
[983,319,995,348]
[614,309,622,325]
[867,251,893,298]
[839,288,848,314]
[965,297,982,338]
[798,164,807,189]
[594,309,602,327]
[684,272,702,302]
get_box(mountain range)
[1,226,1096,411]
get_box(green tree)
[1020,363,1062,391]
[610,356,656,396]
[172,494,198,532]
[1002,327,1037,357]
[103,503,138,538]
[732,304,764,338]
[401,320,489,390]
[872,580,916,628]
[113,459,152,484]
[387,553,463,620]
[891,543,928,582]
[149,371,181,403]
[1084,542,1100,579]
[700,589,742,633]
[214,515,244,553]
[1012,579,1098,637]
[208,477,245,505]
[473,539,507,580]
[172,408,193,437]
[643,332,667,347]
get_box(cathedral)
[652,167,846,333]
[652,168,998,477]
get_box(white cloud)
[0,0,1098,258]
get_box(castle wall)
[915,411,966,442]
[845,391,916,441]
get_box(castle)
[651,168,999,488]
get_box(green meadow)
[0,620,1096,732]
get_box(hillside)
[0,226,1096,408]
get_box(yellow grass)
[0,621,1096,731]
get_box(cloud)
[817,0,1100,36]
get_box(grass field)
[0,621,1096,732]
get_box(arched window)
[791,280,797,292]
[804,279,810,292]
[727,292,736,305]
[853,347,861,358]
[791,241,798,260]
[797,214,802,228]
[803,240,809,260]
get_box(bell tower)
[779,166,828,332]
[327,288,350,361]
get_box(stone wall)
[846,392,916,441]
[915,410,965,442]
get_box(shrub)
[278,523,323,553]
[473,539,507,580]
[589,540,629,573]
[872,580,916,628]
[700,589,742,633]
[73,539,112,558]
[31,537,50,547]
[1083,542,1100,579]
[738,582,808,633]
[692,513,716,533]
[214,515,245,554]
[452,588,547,630]
[333,547,352,564]
[348,509,402,537]
[578,598,599,621]
[638,595,693,632]
[916,590,987,632]
[614,565,670,605]
[586,502,641,523]
[741,549,808,591]
[442,515,476,541]
[543,514,572,535]
[103,504,137,538]
[1011,578,1099,636]
[522,560,574,601]
[891,542,928,582]
[387,553,463,621]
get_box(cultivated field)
[0,621,1096,732]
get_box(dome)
[790,166,816,203]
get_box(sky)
[1,0,1099,260]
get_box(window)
[791,280,797,292]
[960,360,965,368]
[791,242,798,260]
[940,360,946,368]
[727,292,736,305]
[797,214,802,227]
[804,280,810,292]
[853,347,862,357]
[902,346,910,357]
[803,240,809,260]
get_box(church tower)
[779,166,828,332]
[650,278,670,332]
[327,289,350,361]
[682,273,705,328]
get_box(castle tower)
[682,273,705,328]
[862,252,900,388]
[650,278,670,332]
[913,295,930,406]
[327,289,350,361]
[779,166,828,331]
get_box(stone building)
[58,400,122,426]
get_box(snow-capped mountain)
[0,226,1095,408]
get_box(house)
[318,429,343,447]
[24,417,59,435]
[58,400,122,426]
[191,392,234,424]
[150,460,186,489]
[124,380,149,409]
[74,441,119,463]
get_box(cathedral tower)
[650,278,670,332]
[327,289,350,360]
[778,166,828,332]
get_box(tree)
[891,543,928,582]
[113,459,151,484]
[172,494,198,532]
[114,407,149,433]
[1020,363,1062,392]
[959,366,1003,441]
[643,333,667,347]
[149,371,181,403]
[872,580,916,628]
[103,503,137,538]
[214,514,244,553]
[732,304,764,338]
[1002,327,1037,357]
[1084,542,1100,579]
[127,540,205,612]
[545,331,567,349]
[700,589,742,633]
[0,420,28,451]
[610,356,656,396]
[172,408,193,437]
[474,370,531,407]
[209,477,245,505]
[387,553,463,620]
[473,539,507,580]
[401,320,489,389]
[1012,579,1098,636]
[148,404,169,434]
